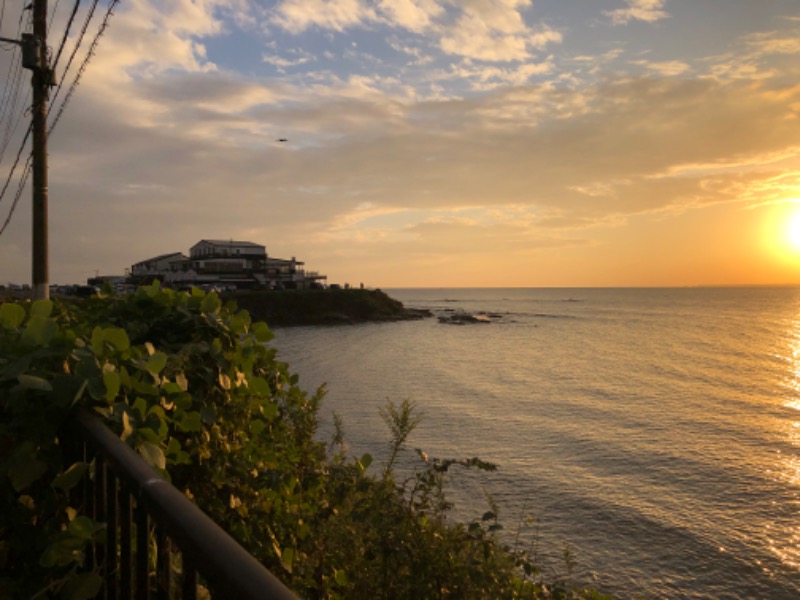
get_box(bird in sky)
[277,138,288,142]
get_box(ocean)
[270,287,800,599]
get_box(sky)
[2,0,800,287]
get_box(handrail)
[72,407,297,600]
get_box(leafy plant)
[0,284,608,599]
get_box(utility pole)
[0,2,52,299]
[31,0,49,300]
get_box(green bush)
[0,284,608,599]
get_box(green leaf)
[138,441,166,470]
[177,411,202,432]
[199,405,216,425]
[250,376,270,396]
[132,397,147,420]
[0,302,25,329]
[103,370,120,403]
[91,326,104,356]
[200,293,221,314]
[360,453,373,470]
[30,299,53,318]
[261,402,278,422]
[335,569,349,586]
[52,462,89,491]
[251,321,273,342]
[16,373,53,391]
[281,547,295,573]
[172,392,192,411]
[250,420,266,436]
[145,351,168,375]
[21,315,57,346]
[104,327,130,352]
[8,456,48,491]
[64,572,103,600]
[161,381,183,395]
[68,516,96,541]
[39,534,85,567]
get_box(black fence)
[69,407,297,600]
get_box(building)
[129,240,326,290]
[130,252,189,278]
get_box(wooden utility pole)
[31,0,49,300]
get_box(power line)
[0,0,120,237]
[49,0,119,135]
[0,121,32,206]
[0,2,28,161]
[47,0,99,117]
[0,50,27,163]
[0,152,31,235]
[47,0,60,36]
[49,0,79,73]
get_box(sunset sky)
[2,0,800,287]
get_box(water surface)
[272,287,800,598]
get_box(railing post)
[120,486,132,600]
[106,470,118,600]
[134,504,149,600]
[94,456,106,577]
[70,408,298,600]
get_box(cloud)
[6,0,800,287]
[439,2,561,62]
[629,59,690,76]
[605,0,669,25]
[745,30,800,56]
[262,48,316,71]
[267,0,561,63]
[270,0,377,33]
[377,0,444,33]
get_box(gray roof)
[192,239,265,249]
[132,252,187,266]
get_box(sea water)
[270,287,800,599]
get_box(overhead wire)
[47,0,60,36]
[0,1,30,209]
[49,0,79,74]
[49,0,119,135]
[0,2,28,162]
[0,0,120,235]
[0,152,31,235]
[48,0,100,119]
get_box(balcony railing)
[68,407,297,600]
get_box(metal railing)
[69,407,297,600]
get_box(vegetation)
[229,287,431,326]
[0,284,607,599]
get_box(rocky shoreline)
[225,288,432,326]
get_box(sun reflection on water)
[774,318,800,569]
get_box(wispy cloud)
[270,0,377,33]
[630,59,690,76]
[744,30,800,56]
[605,0,669,25]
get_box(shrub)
[0,284,607,599]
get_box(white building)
[130,240,325,290]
